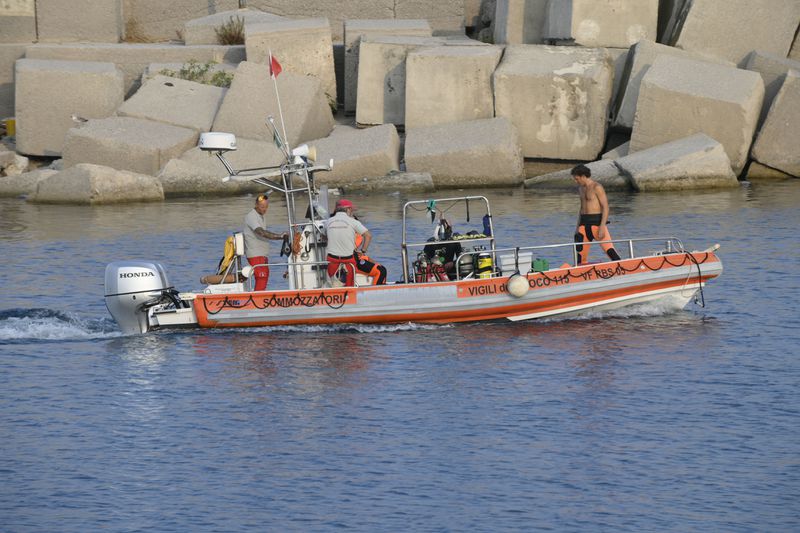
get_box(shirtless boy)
[572,165,621,265]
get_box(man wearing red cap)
[322,199,371,287]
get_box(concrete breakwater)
[1,0,798,203]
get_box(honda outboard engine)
[105,261,173,334]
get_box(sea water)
[1,181,799,531]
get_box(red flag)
[269,54,282,78]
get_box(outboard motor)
[104,261,174,334]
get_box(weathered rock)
[25,43,246,98]
[751,70,800,177]
[0,168,57,198]
[212,61,334,147]
[523,159,628,190]
[744,51,800,127]
[355,36,447,127]
[405,45,503,129]
[494,0,548,45]
[122,0,239,42]
[37,0,122,43]
[340,171,435,193]
[305,124,400,186]
[746,161,793,180]
[0,150,28,176]
[117,75,227,132]
[245,18,337,105]
[672,0,800,66]
[343,19,432,113]
[618,133,738,191]
[545,0,658,48]
[630,55,763,175]
[15,59,125,157]
[494,45,613,160]
[30,163,164,204]
[63,117,198,175]
[612,39,734,129]
[161,136,285,196]
[183,9,284,45]
[405,117,524,188]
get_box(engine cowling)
[104,261,172,334]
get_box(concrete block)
[523,159,629,191]
[30,163,164,204]
[122,0,239,43]
[465,0,483,28]
[36,0,123,43]
[524,160,580,179]
[25,43,246,98]
[396,0,465,34]
[142,61,237,83]
[404,117,524,187]
[602,141,630,160]
[607,47,629,111]
[0,15,36,43]
[62,117,198,175]
[545,0,658,48]
[212,61,334,147]
[746,161,793,180]
[159,135,283,197]
[744,51,800,128]
[493,0,548,45]
[494,45,613,160]
[617,133,739,191]
[612,39,735,129]
[658,0,688,43]
[0,168,58,198]
[159,159,261,197]
[340,171,435,193]
[0,149,28,176]
[405,45,503,129]
[15,59,125,157]
[355,36,447,127]
[343,19,432,113]
[630,54,764,175]
[184,9,284,45]
[245,18,337,105]
[751,70,800,177]
[791,32,800,62]
[0,44,26,118]
[117,75,227,132]
[672,0,800,66]
[305,124,400,186]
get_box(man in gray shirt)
[243,194,288,291]
[322,199,371,287]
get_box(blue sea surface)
[1,181,799,531]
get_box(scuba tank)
[476,252,493,279]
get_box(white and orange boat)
[104,129,723,335]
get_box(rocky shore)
[1,0,798,203]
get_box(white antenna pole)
[269,48,291,156]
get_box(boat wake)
[0,308,122,342]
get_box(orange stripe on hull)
[194,273,717,328]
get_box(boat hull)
[185,252,722,329]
